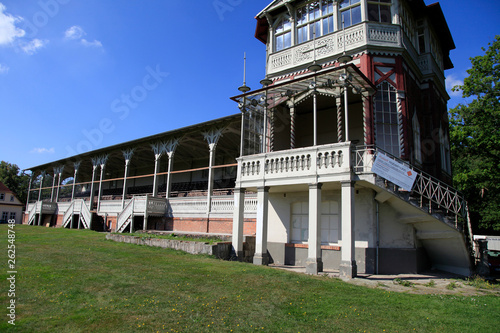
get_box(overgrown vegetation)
[449,35,500,234]
[1,226,499,332]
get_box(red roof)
[0,182,14,193]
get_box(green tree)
[0,161,30,205]
[449,35,500,234]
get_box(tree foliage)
[449,36,500,234]
[0,161,30,205]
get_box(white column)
[50,172,57,202]
[97,163,106,212]
[253,186,269,266]
[164,139,178,199]
[25,175,32,212]
[306,183,323,274]
[89,161,98,210]
[122,159,130,209]
[313,90,318,146]
[166,152,174,198]
[206,143,216,213]
[71,162,80,202]
[153,154,161,197]
[143,195,149,231]
[203,129,223,214]
[38,172,45,201]
[55,167,63,203]
[340,180,357,279]
[121,149,134,209]
[232,187,246,258]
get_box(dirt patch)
[346,273,500,296]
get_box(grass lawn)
[1,225,499,332]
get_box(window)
[296,0,335,44]
[368,0,392,23]
[412,110,422,163]
[417,21,426,54]
[10,195,14,202]
[291,202,309,243]
[1,212,8,222]
[291,201,339,244]
[321,201,339,244]
[9,212,16,221]
[339,0,361,28]
[274,16,292,52]
[375,81,400,157]
[0,193,4,201]
[440,125,452,174]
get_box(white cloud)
[0,63,9,74]
[65,25,85,40]
[81,38,102,48]
[64,25,103,48]
[20,38,48,55]
[30,147,55,154]
[446,74,463,97]
[0,3,26,45]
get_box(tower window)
[296,0,335,45]
[275,16,292,52]
[339,0,361,28]
[368,0,392,23]
[375,82,400,157]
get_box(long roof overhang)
[26,114,242,181]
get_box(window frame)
[374,81,401,157]
[367,0,392,24]
[412,109,422,164]
[0,193,4,201]
[274,15,292,52]
[339,0,362,28]
[9,212,16,221]
[296,0,335,45]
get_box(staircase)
[27,203,37,225]
[354,146,475,273]
[116,198,134,233]
[61,199,92,229]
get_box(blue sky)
[0,0,498,171]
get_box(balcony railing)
[267,22,402,76]
[237,142,352,186]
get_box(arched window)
[274,16,292,52]
[296,0,335,45]
[374,81,400,157]
[412,110,422,163]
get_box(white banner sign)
[371,153,418,191]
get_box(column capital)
[340,180,355,187]
[308,183,323,190]
[257,186,270,193]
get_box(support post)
[25,175,32,213]
[144,195,149,231]
[71,162,81,202]
[50,172,57,202]
[203,129,224,214]
[288,100,296,149]
[89,159,99,211]
[122,149,134,209]
[232,187,246,259]
[253,186,269,266]
[55,166,64,203]
[306,183,323,274]
[38,171,46,202]
[97,161,107,213]
[336,96,343,143]
[340,180,357,279]
[344,85,350,142]
[313,90,318,146]
[164,139,178,199]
